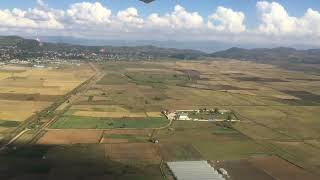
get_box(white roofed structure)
[167,161,225,180]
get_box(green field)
[157,121,268,161]
[125,71,191,88]
[97,73,129,85]
[50,115,169,129]
[0,120,20,127]
[186,111,236,120]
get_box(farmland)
[50,115,169,129]
[0,64,94,137]
[1,60,320,179]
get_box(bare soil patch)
[287,78,320,81]
[282,90,320,101]
[37,130,103,145]
[0,93,62,101]
[104,129,151,135]
[214,156,317,180]
[177,69,201,80]
[233,76,288,82]
[105,143,160,163]
[249,156,318,180]
[101,138,129,143]
[214,158,273,180]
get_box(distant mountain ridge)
[1,35,320,64]
[211,47,320,64]
[0,36,206,60]
[32,36,320,53]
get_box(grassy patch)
[160,143,203,161]
[125,72,191,88]
[185,111,236,120]
[0,120,20,127]
[97,73,129,85]
[50,115,169,129]
[211,126,240,135]
[99,62,167,72]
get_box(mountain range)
[1,36,320,65]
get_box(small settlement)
[164,108,240,122]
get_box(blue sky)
[0,0,319,46]
[2,0,319,13]
[1,0,319,21]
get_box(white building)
[178,112,190,120]
[167,161,225,180]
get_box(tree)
[227,115,232,121]
[214,108,219,113]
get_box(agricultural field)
[2,60,320,179]
[0,64,94,136]
[214,156,318,180]
[50,115,169,129]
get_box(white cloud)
[0,7,63,29]
[67,2,111,25]
[0,9,36,28]
[147,13,170,27]
[301,8,320,36]
[117,7,144,27]
[0,1,319,46]
[256,1,320,37]
[207,6,246,33]
[147,5,204,29]
[257,1,297,34]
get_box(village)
[164,108,240,122]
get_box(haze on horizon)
[0,0,319,48]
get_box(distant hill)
[0,36,206,60]
[211,47,320,64]
[0,36,24,47]
[1,35,320,64]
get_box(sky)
[0,0,320,47]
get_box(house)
[178,112,189,120]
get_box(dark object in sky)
[140,0,155,3]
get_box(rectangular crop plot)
[214,156,318,180]
[0,120,20,127]
[159,143,203,161]
[37,130,103,145]
[102,129,151,143]
[233,76,288,82]
[50,115,169,129]
[125,71,190,88]
[249,156,318,180]
[102,134,148,143]
[97,73,129,85]
[281,90,320,105]
[105,143,161,163]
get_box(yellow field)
[70,105,129,112]
[0,100,51,121]
[0,72,12,80]
[0,64,94,124]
